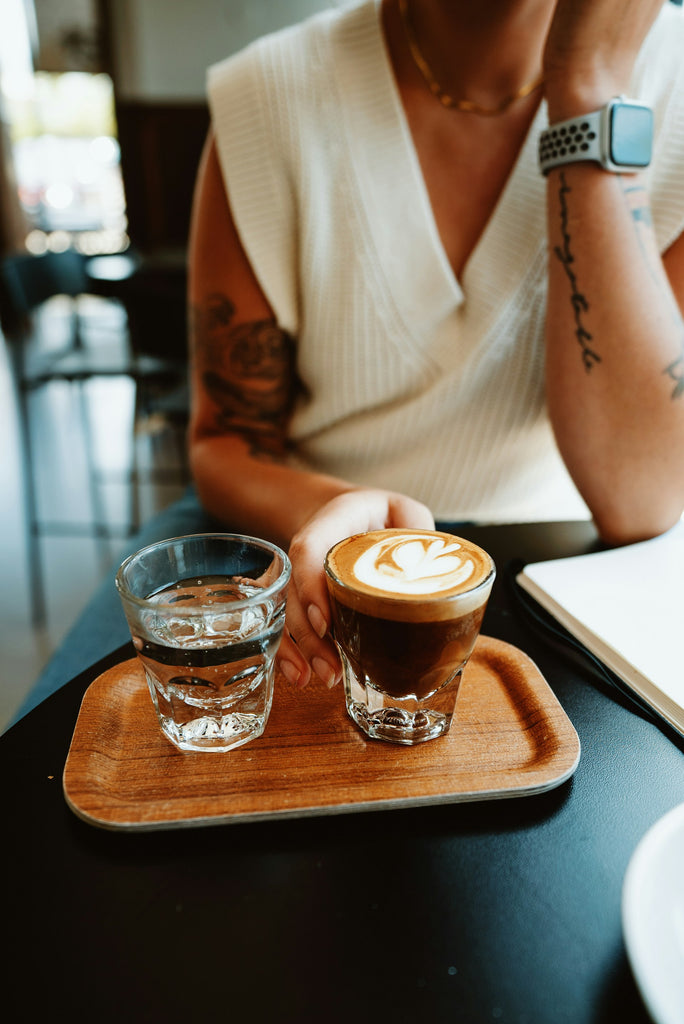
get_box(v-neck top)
[207,0,684,523]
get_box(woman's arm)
[188,133,433,686]
[543,0,684,544]
[188,134,336,541]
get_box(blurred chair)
[0,247,187,627]
[84,249,191,476]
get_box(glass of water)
[115,533,291,753]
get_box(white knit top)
[207,0,684,523]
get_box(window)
[0,0,128,256]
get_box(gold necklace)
[398,0,543,116]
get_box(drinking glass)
[116,533,290,752]
[325,529,495,745]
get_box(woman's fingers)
[283,497,359,687]
[276,629,311,689]
[276,489,434,688]
[283,582,341,688]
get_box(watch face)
[610,103,653,167]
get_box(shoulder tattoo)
[191,293,300,458]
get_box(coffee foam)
[325,529,495,622]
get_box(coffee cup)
[324,529,495,744]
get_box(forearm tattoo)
[191,292,299,458]
[553,172,601,372]
[664,351,684,399]
[620,180,684,400]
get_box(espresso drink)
[325,529,495,744]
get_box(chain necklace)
[398,0,543,116]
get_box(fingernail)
[307,604,328,638]
[312,657,337,689]
[279,659,301,687]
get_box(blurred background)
[0,0,341,731]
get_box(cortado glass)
[116,533,290,753]
[325,529,495,745]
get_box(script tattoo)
[620,181,684,400]
[553,172,601,372]
[191,292,299,458]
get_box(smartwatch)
[539,96,653,175]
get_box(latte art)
[354,534,476,595]
[325,529,495,622]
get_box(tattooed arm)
[542,0,684,545]
[188,134,432,687]
[188,133,352,543]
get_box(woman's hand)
[543,0,666,120]
[276,489,434,689]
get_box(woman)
[189,0,684,690]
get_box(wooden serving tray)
[63,636,580,831]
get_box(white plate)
[622,802,684,1024]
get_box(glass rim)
[115,532,291,612]
[324,532,495,606]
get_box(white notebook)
[516,522,684,738]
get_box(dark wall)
[115,99,209,253]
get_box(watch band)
[539,110,602,175]
[538,97,653,176]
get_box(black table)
[4,522,683,1023]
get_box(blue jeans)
[12,487,222,724]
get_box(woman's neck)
[387,0,555,111]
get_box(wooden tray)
[62,636,580,831]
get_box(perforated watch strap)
[538,110,602,176]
